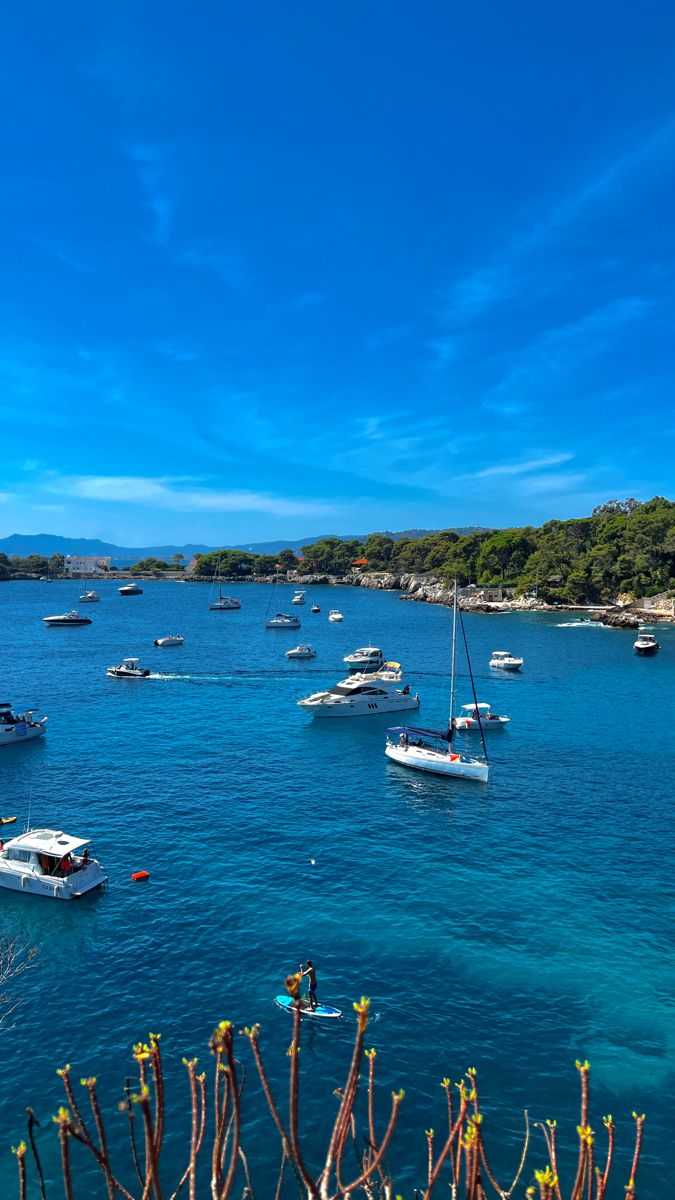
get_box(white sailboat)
[208,556,241,610]
[265,569,301,629]
[385,581,489,782]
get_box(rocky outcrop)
[590,610,640,629]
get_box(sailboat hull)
[385,743,489,781]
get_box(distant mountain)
[0,533,215,566]
[0,527,491,566]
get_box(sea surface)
[0,580,673,1197]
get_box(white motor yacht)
[78,590,100,603]
[266,613,301,629]
[0,703,47,747]
[489,650,523,671]
[299,665,419,718]
[311,604,321,613]
[453,703,510,732]
[634,632,659,655]
[328,609,343,622]
[286,644,317,659]
[292,590,306,605]
[118,583,143,595]
[343,646,385,671]
[153,635,184,647]
[0,829,106,899]
[106,657,151,679]
[42,610,92,626]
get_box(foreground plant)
[11,999,646,1199]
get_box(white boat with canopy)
[299,664,419,718]
[453,703,509,732]
[292,590,306,605]
[385,581,490,782]
[0,703,47,747]
[0,829,106,899]
[489,650,523,670]
[328,609,343,622]
[343,646,385,671]
[633,632,659,655]
[286,644,316,659]
[106,657,151,679]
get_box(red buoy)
[131,870,150,882]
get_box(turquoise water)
[1,580,673,1196]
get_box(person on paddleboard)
[299,960,318,1009]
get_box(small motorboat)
[153,635,184,647]
[0,829,107,899]
[286,644,317,659]
[328,609,343,622]
[0,703,47,747]
[118,583,143,595]
[343,646,385,672]
[634,632,659,656]
[292,590,306,605]
[489,650,523,671]
[42,610,92,626]
[452,703,510,732]
[106,657,151,679]
[78,591,100,603]
[266,613,301,629]
[311,604,321,613]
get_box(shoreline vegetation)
[2,497,673,623]
[8,999,646,1200]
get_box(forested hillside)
[194,498,675,604]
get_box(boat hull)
[0,866,107,899]
[106,669,150,678]
[453,718,509,731]
[300,697,420,719]
[266,620,301,629]
[385,743,489,781]
[43,617,92,625]
[0,723,46,746]
[634,645,659,655]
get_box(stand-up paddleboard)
[275,995,342,1019]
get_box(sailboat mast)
[448,578,458,735]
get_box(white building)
[64,556,112,576]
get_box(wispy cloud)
[483,296,650,409]
[447,119,675,319]
[45,474,337,518]
[517,471,587,496]
[124,142,172,246]
[291,291,326,310]
[366,325,414,351]
[181,243,245,286]
[470,453,574,480]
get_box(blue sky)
[1,1,674,545]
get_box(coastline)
[6,567,673,625]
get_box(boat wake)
[556,620,598,628]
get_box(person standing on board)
[299,960,318,1009]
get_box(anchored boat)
[0,829,107,899]
[385,581,489,782]
[0,703,47,747]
